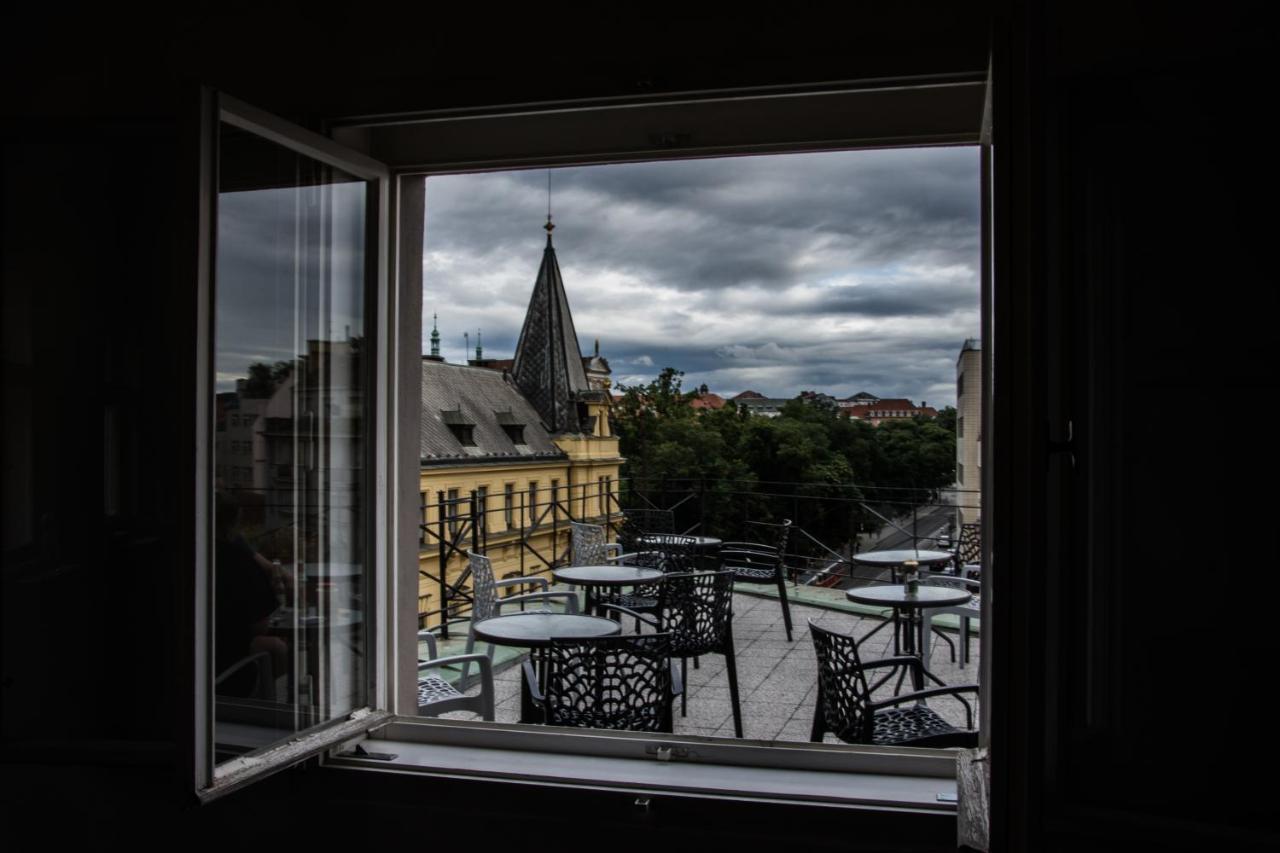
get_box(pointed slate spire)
[511,221,591,433]
[430,313,440,357]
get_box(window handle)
[1048,419,1075,469]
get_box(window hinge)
[1047,419,1075,469]
[645,743,697,762]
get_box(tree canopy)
[611,369,957,557]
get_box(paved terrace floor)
[423,585,981,743]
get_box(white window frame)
[193,91,397,801]
[195,74,993,810]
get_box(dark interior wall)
[994,4,1276,850]
[2,125,183,750]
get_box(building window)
[504,483,515,529]
[958,416,964,438]
[528,481,539,528]
[958,462,965,485]
[502,424,524,444]
[446,488,460,535]
[476,486,488,532]
[419,490,427,545]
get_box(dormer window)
[441,409,476,446]
[495,410,525,445]
[449,424,475,446]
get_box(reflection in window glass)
[212,123,369,763]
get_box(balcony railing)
[418,476,981,634]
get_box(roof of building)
[420,360,566,465]
[733,390,766,399]
[843,391,880,402]
[689,392,726,410]
[511,225,592,433]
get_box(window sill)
[328,717,959,813]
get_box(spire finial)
[544,169,555,241]
[464,331,470,361]
[594,338,600,357]
[476,329,483,361]
[430,312,440,357]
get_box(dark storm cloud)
[422,147,980,405]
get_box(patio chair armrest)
[872,683,979,729]
[598,603,660,629]
[603,542,622,557]
[608,550,655,564]
[859,655,928,672]
[419,652,493,676]
[495,590,580,614]
[416,629,439,660]
[669,659,684,698]
[215,651,270,688]
[494,575,549,592]
[522,660,545,705]
[871,683,980,709]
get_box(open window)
[196,74,992,810]
[196,93,395,797]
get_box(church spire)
[475,329,483,361]
[430,313,440,358]
[511,219,590,433]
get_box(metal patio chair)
[720,519,794,641]
[417,630,495,720]
[457,551,579,689]
[569,520,622,566]
[808,620,978,747]
[605,569,742,738]
[523,633,681,732]
[921,574,981,667]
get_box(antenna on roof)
[464,332,470,360]
[476,329,483,361]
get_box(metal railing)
[418,476,981,634]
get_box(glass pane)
[213,122,368,762]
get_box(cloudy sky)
[422,147,979,407]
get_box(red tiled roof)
[733,390,765,399]
[690,393,726,410]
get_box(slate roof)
[420,360,565,465]
[510,230,592,434]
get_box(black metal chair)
[953,522,981,580]
[604,534,701,627]
[808,620,978,747]
[606,569,742,738]
[720,519,794,641]
[523,633,680,733]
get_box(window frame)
[195,75,992,810]
[193,91,397,800]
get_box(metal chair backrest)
[808,621,875,744]
[657,569,735,657]
[956,522,981,566]
[543,633,674,732]
[619,508,675,550]
[467,551,499,622]
[570,521,610,566]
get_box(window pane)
[212,122,369,762]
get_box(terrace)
[418,479,982,744]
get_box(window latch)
[646,743,695,762]
[1048,419,1075,469]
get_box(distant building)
[837,391,880,409]
[841,397,938,425]
[955,338,982,525]
[689,384,726,411]
[418,220,622,626]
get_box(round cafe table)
[471,612,622,722]
[845,584,972,688]
[850,549,955,578]
[552,564,664,617]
